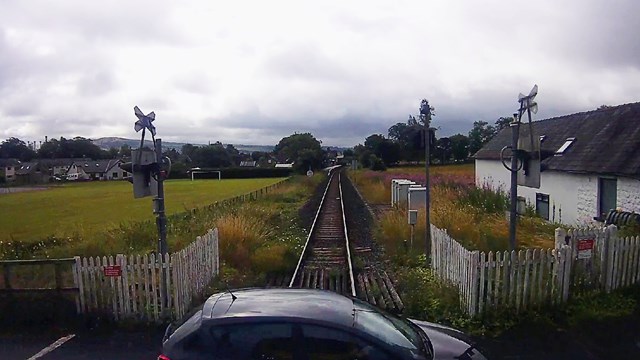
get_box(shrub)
[457,185,509,214]
[214,213,273,271]
[369,155,387,171]
[251,244,295,274]
[398,266,470,328]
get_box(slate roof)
[15,162,39,175]
[474,102,640,178]
[75,159,121,174]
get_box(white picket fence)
[431,225,640,316]
[73,229,219,322]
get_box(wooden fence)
[431,225,640,316]
[74,229,219,322]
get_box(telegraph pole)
[420,99,433,262]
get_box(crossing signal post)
[119,106,170,309]
[119,148,158,198]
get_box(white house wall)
[476,159,594,225]
[619,177,640,214]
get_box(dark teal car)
[159,288,486,360]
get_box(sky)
[1,0,639,147]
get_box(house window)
[112,172,118,178]
[598,178,617,219]
[6,166,11,171]
[555,138,575,155]
[536,193,550,220]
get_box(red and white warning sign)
[103,265,122,277]
[577,239,595,259]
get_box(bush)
[369,155,387,171]
[180,167,293,179]
[251,244,296,274]
[458,185,509,214]
[398,266,471,328]
[215,213,273,271]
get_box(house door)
[598,178,617,219]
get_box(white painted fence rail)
[73,228,219,322]
[431,225,640,316]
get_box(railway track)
[289,168,356,296]
[285,167,404,312]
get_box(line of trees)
[353,116,513,170]
[0,137,129,161]
[1,132,328,175]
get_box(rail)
[289,166,356,296]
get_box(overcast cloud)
[1,0,639,147]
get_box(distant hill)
[92,137,274,154]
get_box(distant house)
[69,159,124,180]
[240,161,257,167]
[474,102,640,225]
[15,162,48,184]
[0,158,20,183]
[275,163,294,168]
[38,158,83,177]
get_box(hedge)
[169,167,293,179]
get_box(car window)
[352,299,428,358]
[191,322,294,360]
[300,324,396,360]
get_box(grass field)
[0,178,285,243]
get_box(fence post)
[555,227,567,250]
[562,245,572,303]
[470,251,480,316]
[604,225,618,292]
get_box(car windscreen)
[353,299,425,355]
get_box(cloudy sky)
[1,0,639,147]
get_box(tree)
[449,134,470,162]
[119,144,132,157]
[388,121,422,163]
[494,116,512,134]
[106,147,119,159]
[468,121,496,156]
[0,137,36,161]
[180,144,198,164]
[164,148,181,162]
[37,137,103,159]
[434,137,452,164]
[192,143,232,168]
[274,133,323,173]
[225,144,242,166]
[364,134,400,166]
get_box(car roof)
[203,288,356,328]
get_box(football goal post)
[189,169,221,181]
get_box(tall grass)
[354,165,555,253]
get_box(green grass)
[0,178,285,243]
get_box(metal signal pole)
[154,138,168,257]
[508,115,520,251]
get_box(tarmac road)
[0,327,164,360]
